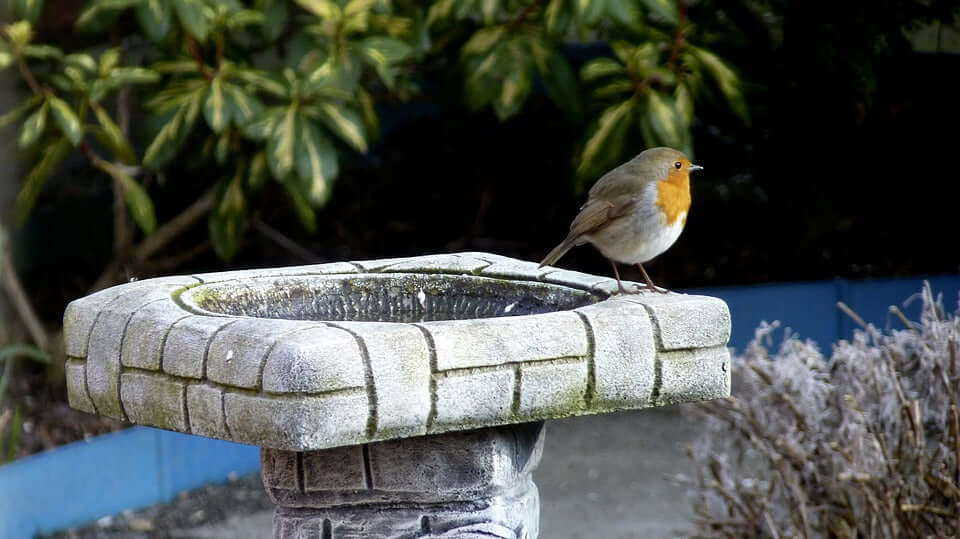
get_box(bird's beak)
[689,164,704,172]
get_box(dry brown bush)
[688,284,960,538]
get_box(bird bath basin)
[63,252,731,538]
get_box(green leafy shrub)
[1,0,745,286]
[689,285,960,538]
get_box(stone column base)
[262,423,544,539]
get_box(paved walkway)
[170,406,701,539]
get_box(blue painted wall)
[0,428,259,538]
[686,275,960,353]
[1,275,958,537]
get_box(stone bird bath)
[63,252,731,538]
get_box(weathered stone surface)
[261,326,365,394]
[120,372,186,431]
[62,276,197,358]
[186,384,228,439]
[266,423,544,537]
[575,299,657,409]
[623,294,732,350]
[433,369,515,430]
[223,391,369,450]
[162,315,237,379]
[427,312,588,371]
[657,346,731,406]
[517,360,588,418]
[65,252,731,452]
[330,322,431,438]
[121,301,191,370]
[65,359,95,414]
[207,319,318,389]
[86,286,188,419]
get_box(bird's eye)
[674,161,682,169]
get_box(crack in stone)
[573,311,597,406]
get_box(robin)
[539,147,703,294]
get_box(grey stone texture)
[63,252,731,451]
[264,423,544,539]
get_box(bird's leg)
[609,261,633,295]
[637,264,669,294]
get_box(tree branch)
[0,228,50,352]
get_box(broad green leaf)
[214,129,231,164]
[544,0,573,38]
[642,91,684,149]
[75,0,138,31]
[204,76,228,132]
[358,36,412,88]
[591,78,632,99]
[208,207,246,260]
[209,174,247,260]
[107,67,160,86]
[691,47,749,124]
[426,0,456,25]
[578,99,634,178]
[294,119,338,205]
[64,53,97,73]
[234,68,288,98]
[47,96,83,146]
[281,177,317,233]
[152,59,201,74]
[674,82,693,125]
[610,41,635,64]
[492,64,532,120]
[304,58,360,97]
[295,0,341,19]
[462,27,505,57]
[247,151,268,190]
[576,0,606,26]
[23,44,62,59]
[314,103,367,153]
[226,9,265,30]
[223,84,263,127]
[257,0,288,41]
[96,160,156,234]
[15,0,44,23]
[0,95,42,127]
[14,138,71,223]
[536,50,581,122]
[136,0,173,41]
[606,0,643,31]
[0,51,13,70]
[18,101,47,148]
[173,0,210,40]
[98,48,121,74]
[91,101,137,164]
[3,21,33,49]
[639,0,678,24]
[356,86,379,142]
[480,0,499,23]
[242,106,283,140]
[267,105,297,179]
[581,57,625,81]
[143,88,204,168]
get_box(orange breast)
[655,169,692,225]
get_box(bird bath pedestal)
[63,253,731,538]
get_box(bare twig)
[0,229,50,352]
[889,305,916,331]
[252,216,319,263]
[837,301,869,331]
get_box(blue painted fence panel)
[0,427,259,538]
[1,275,959,537]
[687,275,960,353]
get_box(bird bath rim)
[177,272,605,323]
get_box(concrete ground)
[55,406,703,538]
[175,406,701,539]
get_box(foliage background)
[1,0,960,457]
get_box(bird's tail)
[539,237,577,268]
